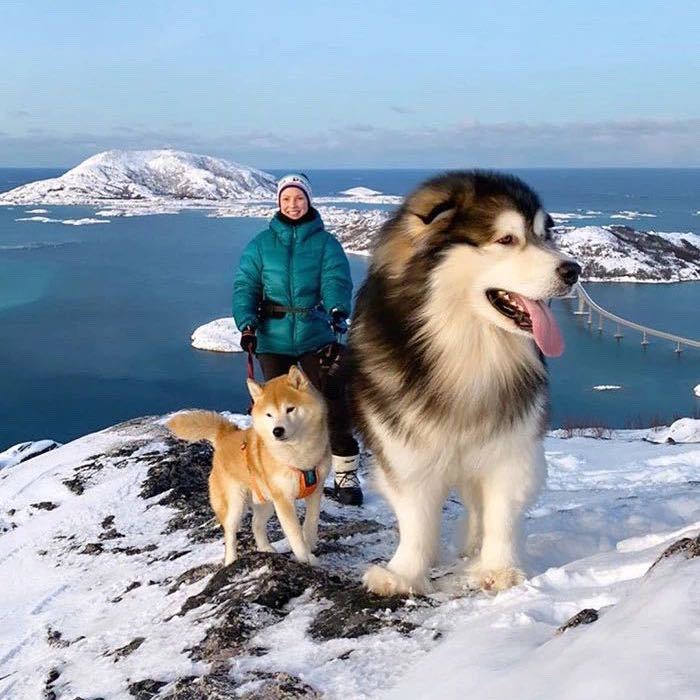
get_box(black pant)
[257,347,359,458]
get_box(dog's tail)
[166,410,238,446]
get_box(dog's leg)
[301,487,322,552]
[223,487,247,566]
[273,498,316,565]
[364,470,445,596]
[252,501,275,552]
[459,478,483,559]
[465,448,543,591]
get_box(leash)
[246,348,256,381]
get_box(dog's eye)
[497,235,515,245]
[286,406,295,413]
[266,412,272,418]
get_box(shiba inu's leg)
[222,487,247,566]
[252,501,275,552]
[302,487,322,552]
[459,479,483,559]
[273,498,316,565]
[364,469,445,596]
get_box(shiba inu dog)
[167,366,330,566]
[348,171,580,595]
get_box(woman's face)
[279,187,309,220]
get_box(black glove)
[240,327,257,353]
[330,309,349,335]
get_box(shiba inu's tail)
[166,410,238,446]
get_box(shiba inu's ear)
[287,365,309,391]
[247,378,263,402]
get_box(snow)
[592,385,622,391]
[610,210,657,220]
[1,417,699,698]
[191,317,242,353]
[339,186,383,197]
[646,417,700,444]
[0,149,277,205]
[24,208,48,214]
[15,216,109,226]
[695,384,700,398]
[0,440,60,469]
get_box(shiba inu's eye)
[266,412,272,418]
[497,235,515,245]
[286,406,295,413]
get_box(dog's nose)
[273,426,285,439]
[557,261,581,286]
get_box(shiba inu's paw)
[295,551,318,566]
[466,564,525,592]
[256,543,275,553]
[303,534,318,552]
[363,565,432,597]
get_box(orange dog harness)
[241,441,319,503]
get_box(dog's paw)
[363,565,432,597]
[294,551,318,566]
[466,564,525,592]
[256,543,275,553]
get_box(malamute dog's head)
[370,171,580,357]
[247,366,327,445]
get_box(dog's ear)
[287,365,309,391]
[247,378,263,402]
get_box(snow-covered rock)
[593,385,622,391]
[1,417,699,698]
[0,150,277,205]
[694,384,700,398]
[646,417,700,444]
[191,318,242,353]
[0,440,61,469]
[553,224,700,282]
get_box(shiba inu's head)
[247,366,327,445]
[374,171,580,357]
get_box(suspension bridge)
[562,283,699,354]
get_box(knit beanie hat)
[277,173,312,207]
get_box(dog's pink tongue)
[512,294,565,357]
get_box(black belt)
[261,301,317,318]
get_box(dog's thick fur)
[349,171,579,595]
[167,366,330,566]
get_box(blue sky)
[1,0,699,167]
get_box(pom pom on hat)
[277,173,312,206]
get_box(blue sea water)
[0,168,698,449]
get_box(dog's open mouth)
[486,288,564,357]
[486,289,533,331]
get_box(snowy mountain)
[0,150,277,205]
[1,414,699,698]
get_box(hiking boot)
[328,454,363,506]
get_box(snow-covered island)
[0,414,699,698]
[0,149,276,205]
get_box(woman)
[232,173,363,506]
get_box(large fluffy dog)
[349,171,580,595]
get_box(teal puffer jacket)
[232,211,353,356]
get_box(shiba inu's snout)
[247,365,327,445]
